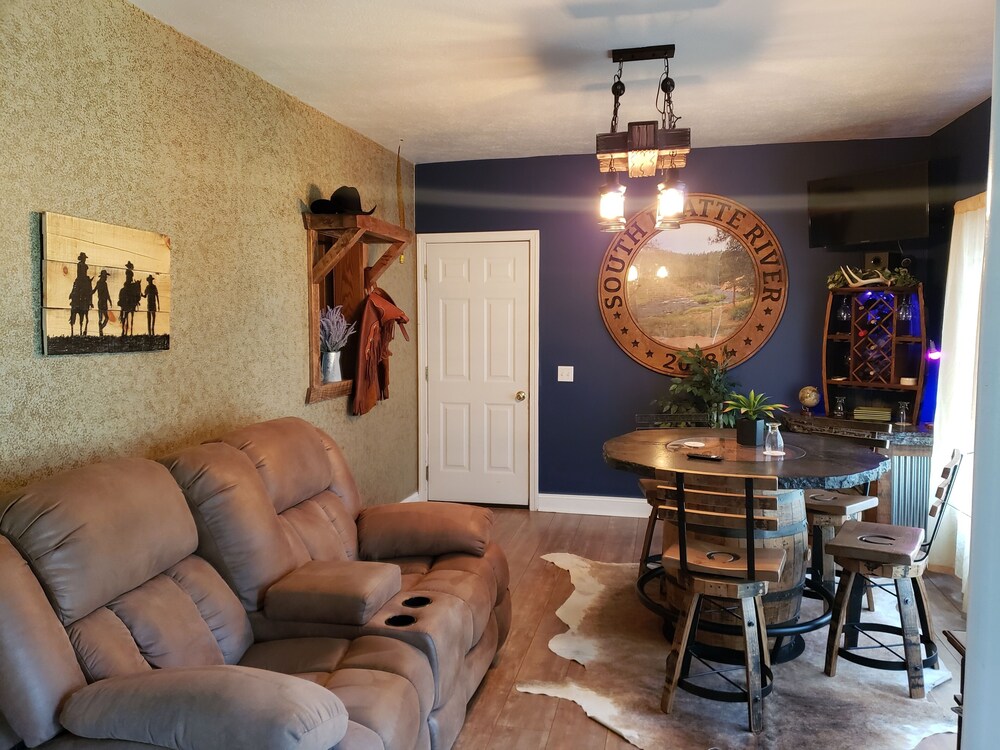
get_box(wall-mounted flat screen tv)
[807,162,929,248]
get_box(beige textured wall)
[0,0,418,502]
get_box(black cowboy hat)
[147,275,154,282]
[98,269,109,278]
[310,186,376,216]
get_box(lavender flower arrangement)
[319,305,356,352]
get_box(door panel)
[426,240,530,505]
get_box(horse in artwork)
[69,253,93,336]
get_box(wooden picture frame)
[42,213,171,355]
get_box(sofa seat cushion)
[428,544,510,605]
[336,722,388,750]
[399,571,493,645]
[240,636,431,750]
[240,636,434,721]
[384,550,508,646]
[322,669,424,750]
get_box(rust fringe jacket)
[353,288,410,416]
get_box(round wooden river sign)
[598,193,788,376]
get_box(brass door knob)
[515,391,527,402]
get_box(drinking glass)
[897,299,913,322]
[832,396,846,419]
[896,401,910,426]
[763,422,785,457]
[836,297,851,323]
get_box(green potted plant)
[319,305,356,383]
[723,389,788,446]
[653,346,737,427]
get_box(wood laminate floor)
[454,508,965,750]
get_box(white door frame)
[416,230,540,510]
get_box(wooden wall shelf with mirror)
[821,284,926,424]
[303,213,413,404]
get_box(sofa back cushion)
[0,537,86,747]
[163,442,299,610]
[275,490,359,564]
[216,417,359,514]
[0,459,254,708]
[0,458,198,625]
[212,417,362,555]
[314,426,364,520]
[164,419,368,611]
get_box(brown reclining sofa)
[161,417,511,750]
[0,418,510,750]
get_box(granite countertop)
[888,425,934,447]
[784,414,933,448]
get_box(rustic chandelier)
[597,44,691,232]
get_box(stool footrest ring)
[678,664,774,703]
[838,622,939,671]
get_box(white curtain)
[929,192,986,610]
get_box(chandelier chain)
[657,56,681,129]
[609,61,624,134]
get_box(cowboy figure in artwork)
[117,261,142,336]
[142,275,159,335]
[68,252,94,336]
[93,269,112,336]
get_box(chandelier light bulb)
[655,173,686,230]
[598,172,627,232]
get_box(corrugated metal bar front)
[891,452,933,529]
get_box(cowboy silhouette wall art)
[41,213,171,355]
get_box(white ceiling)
[129,0,994,165]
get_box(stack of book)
[853,406,893,421]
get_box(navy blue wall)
[416,103,990,498]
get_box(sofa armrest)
[264,560,401,626]
[60,665,348,750]
[358,502,494,559]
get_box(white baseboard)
[400,492,423,503]
[536,493,647,518]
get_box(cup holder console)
[402,596,432,609]
[385,614,416,627]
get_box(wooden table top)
[604,428,890,490]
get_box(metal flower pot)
[735,418,765,446]
[321,350,342,383]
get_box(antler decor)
[826,265,920,290]
[841,265,888,287]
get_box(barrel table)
[603,427,890,662]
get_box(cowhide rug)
[516,553,956,750]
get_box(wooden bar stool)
[634,413,710,577]
[784,417,889,608]
[657,471,787,735]
[638,476,668,576]
[824,449,962,698]
[804,489,879,590]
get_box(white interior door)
[424,237,532,505]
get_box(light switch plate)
[557,365,574,382]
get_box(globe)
[798,385,820,413]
